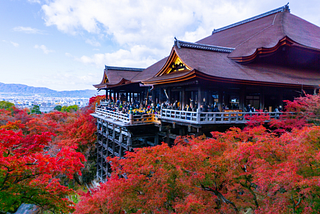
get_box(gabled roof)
[95,4,320,90]
[211,4,289,34]
[175,39,234,53]
[143,44,320,87]
[131,57,168,82]
[197,4,320,60]
[94,66,144,89]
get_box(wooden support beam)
[198,87,201,109]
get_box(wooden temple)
[92,4,320,181]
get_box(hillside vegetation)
[1,94,320,213]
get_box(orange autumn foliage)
[0,97,101,213]
[75,94,320,214]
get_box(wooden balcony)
[93,107,159,126]
[160,109,283,125]
[93,106,283,126]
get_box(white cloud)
[85,38,101,47]
[2,40,19,47]
[34,45,54,54]
[40,0,320,68]
[40,0,253,68]
[13,26,44,34]
[41,0,268,46]
[10,42,19,47]
[75,45,164,68]
[28,0,41,4]
[36,71,101,90]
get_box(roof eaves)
[175,39,235,53]
[212,3,290,34]
[105,65,145,72]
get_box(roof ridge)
[105,65,144,72]
[212,3,290,34]
[174,38,235,53]
[233,14,278,49]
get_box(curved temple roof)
[95,4,320,90]
[198,4,320,60]
[94,66,144,89]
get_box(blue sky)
[1,0,320,91]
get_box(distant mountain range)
[0,82,98,98]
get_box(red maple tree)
[75,93,320,213]
[0,98,103,212]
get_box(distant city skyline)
[1,0,320,91]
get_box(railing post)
[197,108,200,123]
[129,113,133,125]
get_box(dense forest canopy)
[75,94,320,214]
[0,96,105,213]
[1,94,320,213]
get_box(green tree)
[30,105,41,114]
[62,105,79,112]
[0,101,14,110]
[54,105,62,111]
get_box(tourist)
[213,105,219,112]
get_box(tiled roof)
[175,46,320,87]
[132,57,168,82]
[143,45,320,87]
[174,39,234,53]
[198,4,320,58]
[105,65,144,72]
[211,4,289,34]
[94,66,145,89]
[95,4,320,89]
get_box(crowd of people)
[98,99,160,115]
[98,99,222,115]
[98,99,283,116]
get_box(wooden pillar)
[112,125,115,155]
[181,88,185,109]
[141,91,143,104]
[218,89,223,112]
[209,90,213,105]
[197,87,201,109]
[152,89,156,104]
[239,86,245,111]
[166,129,170,144]
[279,90,283,107]
[260,88,265,110]
[154,134,159,145]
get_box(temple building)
[92,4,320,181]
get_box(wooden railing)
[96,106,283,125]
[160,109,198,123]
[160,109,283,124]
[96,108,130,123]
[96,106,157,125]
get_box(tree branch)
[200,183,239,213]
